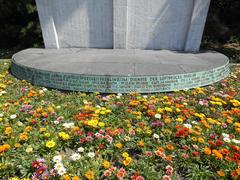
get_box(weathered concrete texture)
[36,0,113,49]
[36,0,210,52]
[12,48,228,75]
[11,48,230,93]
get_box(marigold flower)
[217,170,225,177]
[204,147,211,155]
[115,143,123,149]
[46,140,56,148]
[58,132,70,140]
[102,161,110,169]
[166,144,174,151]
[72,176,79,180]
[4,127,12,135]
[85,170,94,180]
[212,149,223,159]
[138,140,144,147]
[19,132,28,141]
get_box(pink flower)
[145,151,153,157]
[183,153,189,159]
[199,99,209,106]
[136,176,145,180]
[162,175,171,180]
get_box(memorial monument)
[11,0,230,93]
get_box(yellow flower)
[230,100,240,107]
[25,126,32,132]
[85,170,94,180]
[98,122,105,127]
[115,143,123,149]
[40,128,46,132]
[198,137,205,143]
[4,127,12,135]
[59,132,70,140]
[123,156,132,166]
[122,152,129,158]
[102,160,110,169]
[19,132,28,141]
[44,133,50,137]
[9,177,20,180]
[176,118,183,123]
[164,107,173,112]
[46,140,56,148]
[87,120,99,128]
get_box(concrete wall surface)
[36,0,210,52]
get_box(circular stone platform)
[11,48,230,93]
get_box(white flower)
[232,139,240,144]
[62,122,74,129]
[54,163,64,171]
[17,121,23,126]
[124,136,131,141]
[117,93,122,97]
[39,90,44,94]
[153,133,160,139]
[0,91,6,94]
[0,113,3,117]
[26,146,33,153]
[53,155,62,163]
[183,124,192,129]
[223,137,231,143]
[154,114,161,119]
[56,106,61,109]
[143,95,148,99]
[54,120,60,125]
[70,153,81,161]
[222,133,229,138]
[10,114,17,119]
[191,121,198,125]
[83,100,88,105]
[57,166,66,176]
[77,147,84,153]
[87,152,95,158]
[42,88,48,91]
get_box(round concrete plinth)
[11,48,230,93]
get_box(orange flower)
[166,155,173,162]
[85,170,94,180]
[166,144,174,151]
[4,127,12,135]
[204,147,211,155]
[62,175,70,180]
[212,149,223,159]
[217,170,225,177]
[72,176,80,180]
[20,132,28,141]
[220,148,229,155]
[138,140,144,147]
[231,170,239,179]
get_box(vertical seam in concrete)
[183,0,196,51]
[113,0,128,49]
[125,0,129,49]
[51,16,60,49]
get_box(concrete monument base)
[11,48,230,93]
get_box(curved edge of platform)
[11,55,230,93]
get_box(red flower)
[192,151,200,157]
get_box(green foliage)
[0,0,43,54]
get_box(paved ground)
[12,48,229,76]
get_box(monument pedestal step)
[11,48,230,93]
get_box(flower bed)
[0,60,240,180]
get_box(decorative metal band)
[11,58,230,93]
